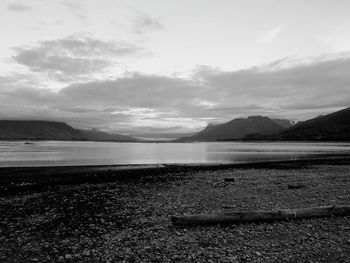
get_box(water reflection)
[0,141,350,167]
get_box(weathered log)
[171,205,350,226]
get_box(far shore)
[2,138,350,143]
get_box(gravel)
[0,161,350,262]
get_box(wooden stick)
[171,205,350,226]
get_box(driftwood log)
[171,205,350,226]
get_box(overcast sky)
[1,0,350,138]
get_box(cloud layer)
[12,35,143,82]
[1,50,350,137]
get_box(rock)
[256,251,262,256]
[224,178,235,182]
[287,184,304,190]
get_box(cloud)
[132,15,164,34]
[257,26,283,44]
[1,52,350,135]
[7,3,31,12]
[12,35,143,81]
[58,73,199,108]
[193,55,350,119]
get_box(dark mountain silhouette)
[0,120,136,141]
[274,106,350,141]
[3,107,348,142]
[0,121,81,140]
[176,116,285,142]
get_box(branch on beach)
[171,205,350,226]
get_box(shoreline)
[1,154,350,196]
[2,139,350,143]
[1,155,350,262]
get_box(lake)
[1,141,350,167]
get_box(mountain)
[176,116,285,142]
[271,118,296,129]
[0,120,81,140]
[0,120,136,141]
[275,107,350,141]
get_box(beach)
[1,157,350,262]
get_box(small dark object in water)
[288,184,304,189]
[24,142,34,145]
[224,177,235,182]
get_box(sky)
[1,0,350,139]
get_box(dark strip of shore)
[1,154,350,196]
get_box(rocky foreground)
[0,158,350,262]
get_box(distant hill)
[0,120,81,140]
[0,120,136,141]
[274,107,350,141]
[176,116,285,142]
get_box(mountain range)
[272,106,350,141]
[0,106,349,142]
[176,116,289,142]
[0,120,136,141]
[178,107,350,142]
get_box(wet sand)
[1,156,350,262]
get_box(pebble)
[1,163,350,263]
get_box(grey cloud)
[132,16,164,34]
[59,73,201,109]
[194,56,350,114]
[0,74,43,92]
[12,35,143,81]
[8,4,31,11]
[1,52,350,134]
[15,52,109,75]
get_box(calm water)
[0,141,350,167]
